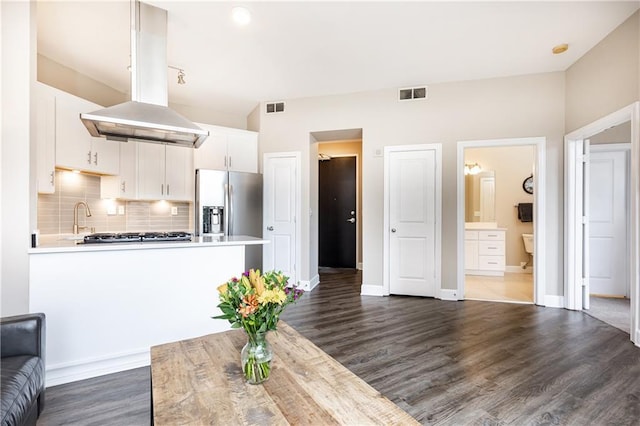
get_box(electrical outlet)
[171,206,178,216]
[107,205,117,215]
[118,205,125,215]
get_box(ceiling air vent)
[398,86,428,101]
[266,101,285,114]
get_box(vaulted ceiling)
[37,1,639,117]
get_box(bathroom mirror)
[465,170,495,222]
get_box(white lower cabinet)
[465,229,506,276]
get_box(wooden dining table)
[150,321,419,425]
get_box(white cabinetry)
[194,123,258,173]
[465,229,506,276]
[101,142,138,199]
[137,144,193,201]
[36,84,56,193]
[55,91,119,175]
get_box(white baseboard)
[360,284,385,296]
[505,265,533,274]
[46,349,150,387]
[357,262,363,270]
[544,295,565,308]
[439,289,460,301]
[299,275,320,292]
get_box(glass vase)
[241,331,273,384]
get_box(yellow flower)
[249,269,265,295]
[258,289,287,305]
[217,283,228,294]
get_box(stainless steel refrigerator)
[195,169,263,271]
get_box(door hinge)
[579,154,589,163]
[581,216,588,224]
[581,277,587,287]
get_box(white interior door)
[263,153,298,285]
[387,147,440,297]
[589,146,630,297]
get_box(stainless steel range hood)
[80,1,208,148]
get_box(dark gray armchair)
[1,313,46,426]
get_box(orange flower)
[238,294,259,318]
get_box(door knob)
[267,226,274,231]
[391,228,396,233]
[347,218,356,223]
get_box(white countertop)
[29,234,268,254]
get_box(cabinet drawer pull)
[229,157,232,168]
[161,184,164,195]
[121,181,126,193]
[87,151,92,164]
[50,171,54,186]
[93,152,98,165]
[167,184,170,196]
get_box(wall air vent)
[265,101,285,114]
[398,86,428,101]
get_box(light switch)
[118,205,125,215]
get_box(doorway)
[564,102,639,346]
[457,137,546,305]
[318,156,357,268]
[313,134,363,279]
[463,145,535,303]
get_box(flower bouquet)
[213,269,303,384]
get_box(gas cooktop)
[83,232,192,244]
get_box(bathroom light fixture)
[168,65,186,85]
[464,163,482,175]
[232,6,251,25]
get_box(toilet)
[522,233,534,255]
[522,233,533,269]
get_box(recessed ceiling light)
[232,6,251,26]
[552,43,569,55]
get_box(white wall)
[257,72,565,296]
[1,1,35,316]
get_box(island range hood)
[80,1,208,148]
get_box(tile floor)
[465,272,534,303]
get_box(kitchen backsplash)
[38,171,192,235]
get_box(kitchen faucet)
[73,201,92,234]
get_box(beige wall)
[590,121,632,144]
[465,146,534,267]
[566,11,640,132]
[257,72,565,296]
[317,140,363,267]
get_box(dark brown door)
[319,156,356,268]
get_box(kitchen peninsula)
[29,235,268,386]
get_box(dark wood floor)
[38,269,640,425]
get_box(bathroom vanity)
[465,225,506,276]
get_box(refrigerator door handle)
[228,184,234,235]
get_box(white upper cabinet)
[55,91,119,175]
[101,142,138,200]
[194,123,258,173]
[137,143,193,201]
[35,83,56,194]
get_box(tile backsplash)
[38,171,192,235]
